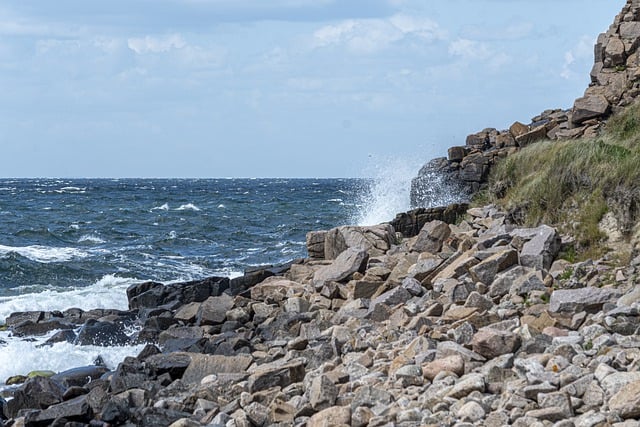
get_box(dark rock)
[144,352,193,380]
[108,357,148,394]
[62,386,88,401]
[390,204,469,238]
[100,396,131,425]
[196,294,234,326]
[410,158,472,209]
[129,407,193,427]
[228,261,298,296]
[136,343,162,361]
[161,337,207,353]
[50,366,109,389]
[6,376,65,418]
[24,395,92,426]
[127,281,166,309]
[5,311,45,326]
[74,319,130,346]
[43,329,77,346]
[247,359,306,393]
[12,320,74,337]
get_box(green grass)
[478,101,640,260]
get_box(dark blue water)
[0,178,367,296]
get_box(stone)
[469,249,518,285]
[549,287,621,314]
[519,225,561,271]
[572,94,610,124]
[309,374,338,411]
[605,37,626,66]
[351,385,394,409]
[457,400,486,423]
[312,248,368,288]
[323,224,395,260]
[423,355,465,381]
[181,354,253,384]
[196,293,234,325]
[448,146,467,162]
[74,319,130,346]
[510,271,546,297]
[409,220,451,253]
[609,379,640,419]
[24,395,92,425]
[307,405,351,427]
[6,376,65,418]
[250,277,305,303]
[447,373,486,398]
[247,359,306,393]
[471,327,521,359]
[306,230,327,259]
[516,125,548,147]
[510,121,529,137]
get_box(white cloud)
[448,38,492,61]
[127,34,187,54]
[560,35,594,79]
[312,13,443,53]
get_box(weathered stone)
[609,379,640,418]
[312,248,368,288]
[472,327,521,359]
[307,405,351,427]
[448,146,467,162]
[519,225,561,271]
[409,220,451,253]
[447,373,486,398]
[516,125,548,147]
[572,94,610,124]
[306,230,327,259]
[605,37,626,66]
[323,224,395,260]
[181,354,253,384]
[423,355,465,381]
[309,374,338,411]
[549,287,621,314]
[247,359,306,393]
[250,277,305,303]
[510,121,529,138]
[6,376,65,418]
[25,395,92,425]
[469,249,518,285]
[196,293,234,325]
[457,400,485,423]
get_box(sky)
[0,0,626,178]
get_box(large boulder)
[549,287,622,315]
[518,225,561,271]
[572,94,610,124]
[409,220,451,253]
[323,224,395,260]
[6,376,65,418]
[74,319,130,346]
[312,247,368,289]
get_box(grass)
[478,101,640,260]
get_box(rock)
[515,125,548,147]
[471,327,521,358]
[196,293,234,325]
[307,230,327,259]
[181,354,253,383]
[51,365,110,388]
[247,359,306,393]
[11,319,74,337]
[549,287,621,314]
[605,37,626,66]
[24,395,92,425]
[312,248,368,288]
[469,249,518,285]
[457,400,486,423]
[73,319,130,346]
[307,405,351,427]
[423,355,465,381]
[352,385,393,409]
[322,224,395,260]
[391,204,470,236]
[572,94,610,124]
[6,376,65,418]
[519,225,561,271]
[510,121,529,137]
[308,374,338,411]
[409,220,451,253]
[250,277,305,303]
[609,379,640,418]
[447,373,486,398]
[448,146,467,162]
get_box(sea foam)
[0,244,90,263]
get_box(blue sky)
[0,0,625,178]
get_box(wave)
[0,244,89,263]
[151,203,170,211]
[175,203,201,211]
[0,274,137,321]
[78,234,106,244]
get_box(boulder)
[509,121,529,137]
[572,94,610,124]
[469,249,518,285]
[519,225,561,271]
[307,406,351,427]
[308,374,338,411]
[196,293,234,326]
[323,224,395,260]
[609,379,640,418]
[312,248,368,288]
[6,376,65,418]
[605,37,626,66]
[409,220,451,253]
[247,359,306,393]
[250,277,305,303]
[181,354,253,384]
[306,230,327,259]
[74,319,130,346]
[423,355,465,381]
[549,287,622,314]
[24,395,92,425]
[471,327,521,359]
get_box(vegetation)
[478,101,640,260]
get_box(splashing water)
[354,157,420,226]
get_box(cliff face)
[411,0,640,209]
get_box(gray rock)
[247,359,306,393]
[572,94,610,124]
[469,248,518,285]
[447,373,486,398]
[196,293,234,326]
[519,225,560,271]
[549,287,622,314]
[312,247,368,288]
[471,327,521,359]
[510,270,546,296]
[609,379,640,418]
[409,220,451,253]
[24,395,92,425]
[323,224,395,260]
[309,374,338,411]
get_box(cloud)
[312,13,443,53]
[448,38,492,61]
[127,34,187,54]
[560,35,595,79]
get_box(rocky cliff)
[411,0,640,208]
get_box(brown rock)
[409,220,451,253]
[572,94,610,124]
[423,355,465,381]
[515,125,547,147]
[509,121,529,137]
[471,327,521,359]
[605,37,626,66]
[307,406,351,427]
[609,379,640,419]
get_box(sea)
[0,177,415,387]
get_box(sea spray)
[354,157,421,226]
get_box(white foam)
[355,157,420,226]
[0,332,145,385]
[176,203,201,211]
[151,203,170,211]
[0,274,137,321]
[0,244,90,263]
[78,234,106,244]
[327,198,343,203]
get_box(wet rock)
[74,319,130,346]
[51,365,110,388]
[24,395,92,426]
[7,376,65,418]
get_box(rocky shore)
[1,203,640,427]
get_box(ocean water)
[0,177,416,384]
